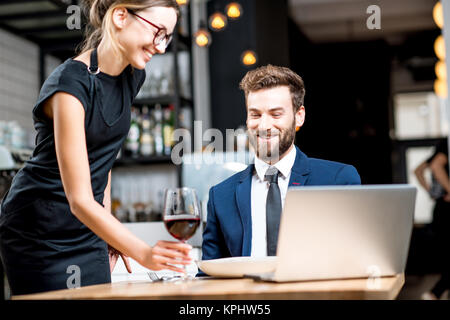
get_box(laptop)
[247,184,416,282]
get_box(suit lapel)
[234,147,309,256]
[289,146,311,187]
[235,165,253,256]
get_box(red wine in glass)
[163,187,201,280]
[164,214,201,241]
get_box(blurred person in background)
[415,139,449,300]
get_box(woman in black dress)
[425,141,450,300]
[0,0,191,295]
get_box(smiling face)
[246,86,305,164]
[113,6,178,69]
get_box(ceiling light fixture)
[435,60,447,80]
[434,35,446,60]
[176,0,189,6]
[433,2,444,29]
[434,78,447,97]
[209,11,228,31]
[194,21,212,47]
[225,2,243,20]
[241,50,257,66]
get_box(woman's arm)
[103,170,132,273]
[430,152,450,194]
[45,92,191,273]
[414,161,430,192]
[103,170,112,213]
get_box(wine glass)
[162,187,201,280]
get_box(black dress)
[0,49,145,295]
[426,139,450,298]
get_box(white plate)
[196,256,278,278]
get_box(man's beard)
[248,120,296,163]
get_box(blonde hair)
[79,0,179,57]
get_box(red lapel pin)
[292,182,300,185]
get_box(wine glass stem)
[181,240,190,280]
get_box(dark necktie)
[265,166,282,256]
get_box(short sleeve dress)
[425,139,449,200]
[0,49,145,295]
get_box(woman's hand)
[141,241,192,273]
[108,245,132,273]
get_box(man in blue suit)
[202,65,361,262]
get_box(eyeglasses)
[127,9,173,48]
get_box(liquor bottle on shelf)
[179,106,192,131]
[140,106,155,157]
[125,107,141,158]
[153,104,164,156]
[111,173,170,222]
[163,104,175,156]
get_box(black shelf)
[134,95,193,106]
[113,155,175,167]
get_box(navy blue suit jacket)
[201,146,361,261]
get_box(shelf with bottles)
[110,173,171,223]
[115,103,192,166]
[135,51,192,103]
[0,121,32,152]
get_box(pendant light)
[436,60,447,80]
[209,11,228,31]
[433,2,444,29]
[434,78,447,98]
[434,35,446,60]
[194,20,212,47]
[241,50,257,67]
[225,2,243,20]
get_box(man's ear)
[112,7,128,30]
[295,105,305,132]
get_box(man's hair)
[239,64,305,112]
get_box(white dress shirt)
[250,146,297,257]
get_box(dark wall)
[289,20,393,184]
[208,0,290,136]
[254,0,290,66]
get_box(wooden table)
[12,274,404,300]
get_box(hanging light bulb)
[436,60,447,80]
[194,26,212,47]
[434,78,447,97]
[176,0,189,6]
[241,50,257,66]
[209,12,228,31]
[434,35,446,60]
[433,2,444,29]
[225,2,243,20]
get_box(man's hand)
[108,245,132,273]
